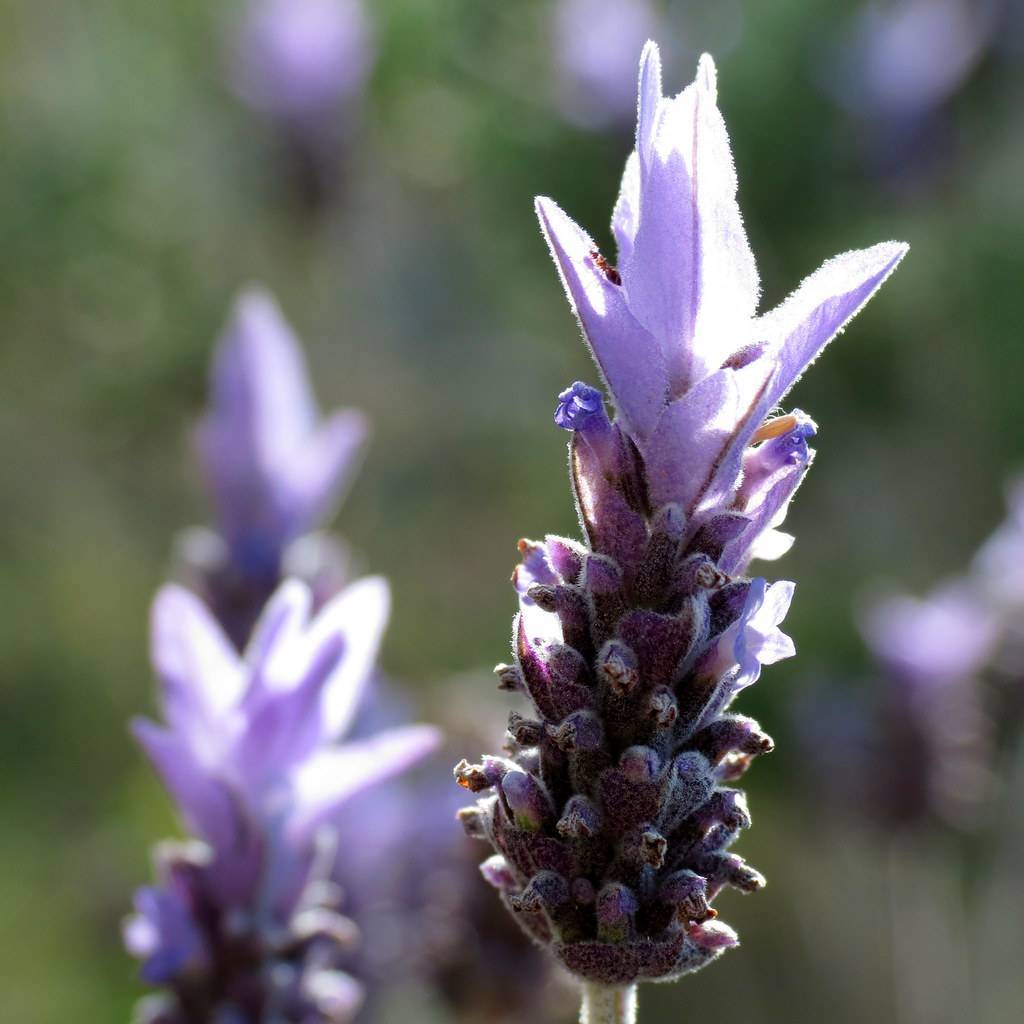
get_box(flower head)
[537,44,906,516]
[459,43,906,996]
[127,579,439,1019]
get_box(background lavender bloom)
[553,0,660,131]
[861,586,996,829]
[973,478,1024,613]
[125,578,439,1021]
[458,41,905,1015]
[188,288,367,648]
[229,0,374,122]
[227,0,375,208]
[817,0,1006,184]
[797,584,998,832]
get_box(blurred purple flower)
[124,871,209,985]
[197,289,367,575]
[717,578,796,693]
[819,0,1004,185]
[826,0,1000,119]
[126,578,439,1020]
[862,584,998,689]
[553,0,660,130]
[229,0,374,120]
[459,41,907,1011]
[188,289,366,646]
[973,478,1024,610]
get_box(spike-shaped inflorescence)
[185,288,369,649]
[457,42,907,998]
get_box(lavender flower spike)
[458,43,906,1022]
[126,578,440,1021]
[189,288,368,644]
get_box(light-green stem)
[579,983,638,1024]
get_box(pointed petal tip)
[150,583,203,636]
[343,573,392,615]
[696,53,718,99]
[534,195,580,237]
[231,285,284,330]
[639,39,661,69]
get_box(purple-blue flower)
[458,42,906,1018]
[555,381,606,431]
[228,0,375,120]
[704,578,796,696]
[126,577,439,1020]
[124,867,209,985]
[973,478,1024,610]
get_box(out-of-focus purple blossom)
[795,579,999,832]
[859,584,997,828]
[126,578,439,1021]
[553,0,660,130]
[862,585,999,689]
[124,865,209,985]
[228,0,374,121]
[458,41,906,1006]
[818,0,1005,185]
[825,0,1000,119]
[973,479,1024,610]
[187,288,367,647]
[196,289,367,572]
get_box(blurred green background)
[2,0,1023,1020]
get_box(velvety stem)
[579,983,638,1024]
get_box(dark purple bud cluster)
[457,401,778,987]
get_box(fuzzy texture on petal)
[618,46,760,395]
[755,242,909,413]
[536,196,667,440]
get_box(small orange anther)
[750,413,799,445]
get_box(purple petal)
[535,196,668,441]
[131,719,244,857]
[234,630,346,786]
[643,363,773,513]
[757,242,909,412]
[244,578,314,678]
[620,49,759,394]
[196,289,318,508]
[861,585,997,686]
[281,408,369,538]
[312,576,391,740]
[124,884,208,984]
[286,724,442,844]
[151,585,244,740]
